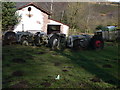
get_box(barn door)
[47,25,61,34]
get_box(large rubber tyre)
[52,38,59,50]
[58,37,66,51]
[48,34,59,50]
[73,39,81,50]
[90,36,104,50]
[3,31,17,45]
[49,34,66,50]
[34,35,41,46]
[21,36,29,46]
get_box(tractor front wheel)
[21,36,29,46]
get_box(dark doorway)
[47,25,61,34]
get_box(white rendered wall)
[48,19,61,25]
[14,6,45,33]
[62,24,69,36]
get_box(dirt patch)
[106,79,117,84]
[51,79,56,82]
[106,43,114,47]
[3,80,12,85]
[48,75,52,78]
[79,82,88,87]
[81,65,85,68]
[52,53,59,56]
[42,79,48,82]
[64,78,70,82]
[64,66,73,69]
[10,53,14,56]
[102,64,112,68]
[7,50,10,52]
[2,55,5,60]
[62,69,68,72]
[67,66,73,68]
[90,76,101,82]
[12,58,26,63]
[68,74,73,76]
[41,82,51,87]
[6,64,10,67]
[10,81,30,88]
[36,52,46,55]
[3,76,13,84]
[54,62,61,66]
[116,85,120,89]
[26,54,34,59]
[12,71,24,77]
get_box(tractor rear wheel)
[34,35,41,46]
[49,34,59,50]
[73,39,81,50]
[3,31,17,45]
[48,34,66,50]
[90,36,104,50]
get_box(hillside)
[58,2,118,33]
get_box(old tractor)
[67,34,104,50]
[2,31,104,50]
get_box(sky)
[1,0,120,2]
[108,0,120,2]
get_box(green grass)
[2,42,120,88]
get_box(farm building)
[14,2,69,36]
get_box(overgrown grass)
[2,42,119,88]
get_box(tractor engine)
[67,34,92,49]
[34,32,48,46]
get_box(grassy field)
[2,42,120,89]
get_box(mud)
[54,62,61,66]
[62,69,68,72]
[102,64,112,68]
[10,81,30,88]
[41,82,51,87]
[12,71,24,77]
[12,58,26,63]
[90,76,101,82]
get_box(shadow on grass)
[2,45,119,88]
[56,49,120,87]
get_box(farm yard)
[2,2,119,89]
[2,42,120,89]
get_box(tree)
[2,2,20,31]
[65,2,80,29]
[96,25,104,30]
[96,25,108,31]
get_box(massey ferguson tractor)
[2,30,104,50]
